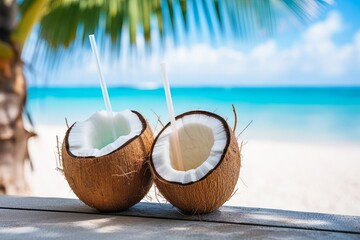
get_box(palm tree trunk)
[0,48,32,195]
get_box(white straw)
[160,63,184,171]
[89,34,117,141]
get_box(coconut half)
[150,110,241,214]
[62,110,153,212]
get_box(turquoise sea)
[27,87,360,143]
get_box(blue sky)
[24,0,360,87]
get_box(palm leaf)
[12,0,49,49]
[214,0,224,33]
[179,0,188,32]
[23,0,329,68]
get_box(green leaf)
[128,0,138,45]
[12,0,49,49]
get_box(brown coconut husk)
[149,110,241,214]
[62,111,153,212]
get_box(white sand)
[28,125,360,216]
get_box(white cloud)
[295,12,353,76]
[151,11,360,86]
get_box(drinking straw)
[160,63,184,171]
[89,34,117,141]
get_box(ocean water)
[27,87,360,143]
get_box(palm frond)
[24,0,329,69]
[281,0,330,22]
[12,0,48,49]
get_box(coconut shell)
[150,111,241,214]
[62,111,153,212]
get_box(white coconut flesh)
[152,113,228,184]
[68,110,143,157]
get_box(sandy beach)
[27,125,360,216]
